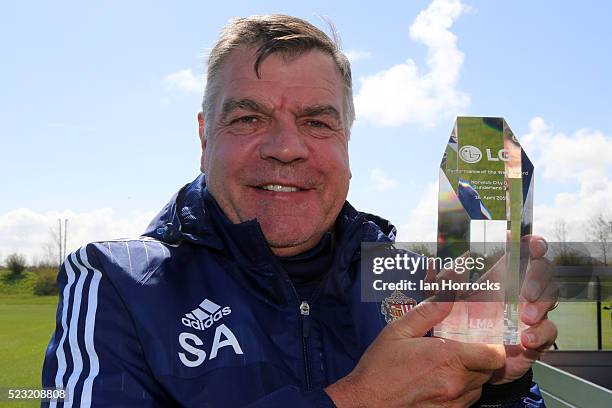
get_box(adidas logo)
[181,298,232,331]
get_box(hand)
[325,300,506,408]
[489,236,558,384]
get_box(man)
[42,15,557,407]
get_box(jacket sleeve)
[41,245,174,407]
[244,387,335,408]
[472,369,545,408]
[245,381,545,408]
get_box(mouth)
[256,184,304,193]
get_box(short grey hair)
[202,14,354,137]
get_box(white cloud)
[521,117,612,241]
[354,0,469,127]
[533,184,612,242]
[369,168,399,191]
[344,49,372,63]
[163,68,204,93]
[0,208,156,265]
[396,181,438,241]
[523,117,612,187]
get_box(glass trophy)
[435,117,533,344]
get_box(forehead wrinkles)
[220,48,342,95]
[223,79,342,112]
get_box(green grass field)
[0,295,57,408]
[549,302,612,350]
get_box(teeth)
[260,184,299,192]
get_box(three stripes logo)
[181,298,232,331]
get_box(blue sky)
[1,0,611,262]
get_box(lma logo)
[181,298,231,331]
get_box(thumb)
[389,298,453,339]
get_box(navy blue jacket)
[42,175,545,407]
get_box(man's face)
[200,47,351,257]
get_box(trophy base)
[433,328,520,345]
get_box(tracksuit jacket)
[42,174,545,407]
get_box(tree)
[37,221,68,269]
[552,219,582,265]
[34,268,59,295]
[553,219,568,247]
[586,210,612,265]
[6,253,27,276]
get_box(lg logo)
[459,145,482,163]
[459,145,510,163]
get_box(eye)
[305,119,330,129]
[226,115,265,135]
[231,116,260,125]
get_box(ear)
[197,112,207,173]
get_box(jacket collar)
[143,174,397,305]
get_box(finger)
[521,300,554,325]
[529,236,548,259]
[468,253,507,287]
[457,342,506,371]
[521,319,558,351]
[522,258,554,302]
[521,283,559,325]
[390,299,453,339]
[436,251,471,282]
[425,263,437,297]
[464,255,506,301]
[435,251,505,302]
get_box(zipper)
[290,268,337,391]
[276,257,337,391]
[300,300,312,391]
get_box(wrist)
[473,368,533,407]
[324,375,364,408]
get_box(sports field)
[0,295,57,408]
[549,301,612,350]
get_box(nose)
[260,117,309,163]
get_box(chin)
[258,218,320,251]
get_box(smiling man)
[42,15,556,408]
[199,45,351,257]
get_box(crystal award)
[435,117,533,344]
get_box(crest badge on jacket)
[381,290,417,323]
